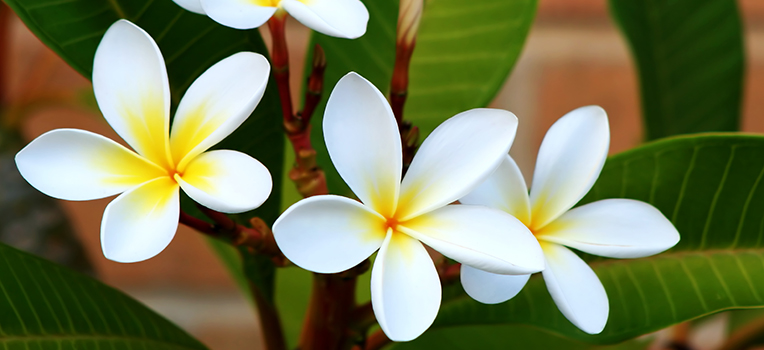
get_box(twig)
[364,330,391,350]
[268,13,328,198]
[178,208,283,263]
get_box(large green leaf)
[0,242,207,349]
[429,134,764,344]
[393,325,650,350]
[303,0,537,196]
[609,0,744,139]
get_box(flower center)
[167,168,184,183]
[252,0,281,6]
[385,217,400,233]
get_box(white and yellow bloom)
[459,106,680,334]
[14,20,273,263]
[272,72,544,341]
[173,0,369,38]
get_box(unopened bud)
[397,0,423,46]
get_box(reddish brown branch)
[267,14,328,198]
[299,260,371,350]
[179,208,283,263]
[364,330,391,350]
[299,44,326,129]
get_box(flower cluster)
[15,10,680,345]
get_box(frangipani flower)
[273,72,544,341]
[15,20,273,263]
[459,106,680,334]
[172,0,369,38]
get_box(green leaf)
[432,134,764,344]
[609,0,744,139]
[303,0,537,195]
[0,242,207,348]
[392,325,650,350]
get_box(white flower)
[272,72,544,342]
[14,20,273,263]
[173,0,369,38]
[459,106,680,334]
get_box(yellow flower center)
[385,217,400,233]
[252,0,281,6]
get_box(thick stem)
[252,281,288,350]
[299,261,371,350]
[298,274,358,350]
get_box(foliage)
[0,242,208,349]
[609,0,744,139]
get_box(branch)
[268,14,328,198]
[364,330,391,350]
[179,208,284,264]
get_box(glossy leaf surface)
[0,242,208,349]
[609,0,744,139]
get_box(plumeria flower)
[459,106,680,334]
[273,72,544,341]
[172,0,369,38]
[15,20,273,263]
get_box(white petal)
[282,0,369,39]
[536,199,679,259]
[170,52,270,169]
[529,106,609,231]
[371,231,441,342]
[15,129,166,201]
[460,154,531,226]
[397,109,518,221]
[92,20,172,169]
[176,150,272,214]
[272,195,386,274]
[200,0,277,30]
[324,72,401,218]
[173,0,206,14]
[399,205,543,275]
[460,264,530,304]
[542,243,608,334]
[101,177,180,263]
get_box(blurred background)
[2,0,764,349]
